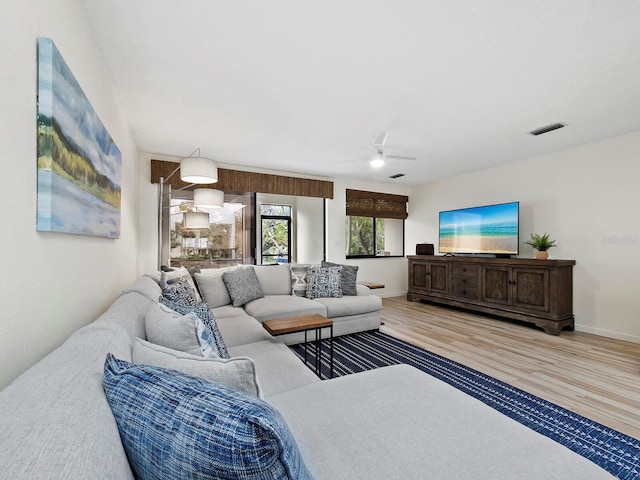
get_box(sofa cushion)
[228,340,321,397]
[145,302,223,359]
[306,266,342,298]
[216,315,274,347]
[268,364,614,480]
[120,274,163,303]
[194,269,232,308]
[132,338,261,397]
[290,263,312,297]
[244,295,327,322]
[211,304,254,320]
[223,266,265,307]
[161,267,202,304]
[322,260,359,296]
[313,294,382,318]
[103,355,313,480]
[0,323,135,480]
[145,303,203,356]
[254,264,293,295]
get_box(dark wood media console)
[407,256,575,335]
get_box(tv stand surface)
[407,256,575,335]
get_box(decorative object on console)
[524,232,557,260]
[416,243,434,255]
[36,37,122,239]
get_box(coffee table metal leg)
[329,324,333,378]
[315,327,321,377]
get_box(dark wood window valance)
[151,159,333,199]
[346,189,408,219]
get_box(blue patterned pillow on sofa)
[305,266,343,299]
[160,276,198,308]
[103,355,313,480]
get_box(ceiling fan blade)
[335,154,374,164]
[373,131,388,154]
[385,154,417,161]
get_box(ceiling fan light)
[193,188,224,208]
[370,155,385,168]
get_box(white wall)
[327,178,411,298]
[0,0,139,389]
[407,129,640,343]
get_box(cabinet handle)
[462,268,467,272]
[462,279,467,284]
[509,280,517,285]
[426,272,431,276]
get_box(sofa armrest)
[356,284,371,296]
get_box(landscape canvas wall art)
[37,37,121,239]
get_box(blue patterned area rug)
[290,330,640,480]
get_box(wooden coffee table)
[263,314,333,378]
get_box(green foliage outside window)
[346,216,385,256]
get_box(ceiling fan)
[349,132,417,168]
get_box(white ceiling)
[82,1,640,186]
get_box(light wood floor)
[380,296,640,440]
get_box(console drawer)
[451,283,478,299]
[452,264,479,277]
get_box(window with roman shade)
[345,189,408,258]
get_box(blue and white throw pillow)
[161,267,202,303]
[103,355,313,480]
[160,276,198,308]
[305,266,343,299]
[160,299,230,359]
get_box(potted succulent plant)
[524,232,557,260]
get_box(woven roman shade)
[345,189,408,219]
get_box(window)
[260,204,292,264]
[345,189,407,258]
[168,192,253,269]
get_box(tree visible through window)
[261,204,291,264]
[345,216,385,256]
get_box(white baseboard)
[376,290,407,299]
[575,324,640,344]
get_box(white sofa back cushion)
[194,269,232,308]
[253,264,292,296]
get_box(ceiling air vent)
[529,123,565,136]
[389,173,406,179]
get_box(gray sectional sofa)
[0,273,613,479]
[194,264,382,344]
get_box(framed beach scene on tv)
[36,37,121,239]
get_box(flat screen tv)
[439,201,519,255]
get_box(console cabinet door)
[512,267,550,312]
[482,266,512,306]
[428,263,448,294]
[409,261,429,293]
